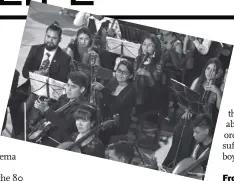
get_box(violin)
[201,65,222,107]
[57,114,119,152]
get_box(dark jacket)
[19,44,71,94]
[41,94,88,147]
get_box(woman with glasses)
[92,59,136,145]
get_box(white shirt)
[73,12,122,39]
[193,39,212,55]
[40,48,57,67]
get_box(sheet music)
[29,72,66,100]
[106,37,140,58]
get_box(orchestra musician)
[57,103,105,158]
[66,27,101,67]
[134,33,168,124]
[11,21,71,138]
[160,30,183,83]
[159,30,183,121]
[27,71,89,147]
[160,114,213,179]
[163,58,223,168]
[183,35,222,87]
[92,59,136,146]
[190,114,213,173]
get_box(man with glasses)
[27,71,89,147]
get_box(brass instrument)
[27,99,75,143]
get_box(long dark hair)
[196,57,223,88]
[75,27,93,47]
[138,34,161,65]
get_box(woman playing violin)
[163,58,223,168]
[58,104,105,158]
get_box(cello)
[171,145,210,180]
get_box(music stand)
[29,72,66,100]
[106,37,140,59]
[170,79,204,115]
[169,78,204,168]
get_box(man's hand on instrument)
[34,99,50,113]
[181,109,192,120]
[92,82,104,91]
[137,68,150,77]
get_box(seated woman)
[66,27,100,68]
[163,57,223,168]
[92,59,136,145]
[57,103,105,158]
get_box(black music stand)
[170,78,203,115]
[29,72,66,100]
[105,37,139,59]
[169,78,204,168]
[25,72,66,142]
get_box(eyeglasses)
[116,69,129,76]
